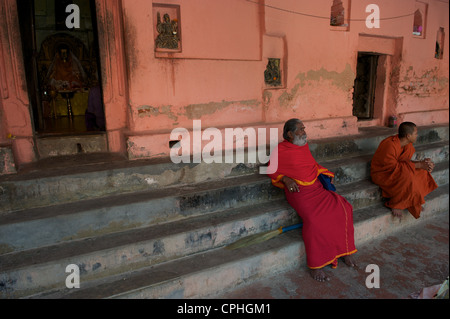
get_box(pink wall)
[0,97,5,145]
[122,0,448,160]
[122,0,263,133]
[0,0,448,166]
[0,0,36,164]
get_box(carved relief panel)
[264,58,282,87]
[153,4,181,52]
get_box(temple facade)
[0,0,448,172]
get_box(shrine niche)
[37,33,99,118]
[153,4,181,52]
[435,27,445,59]
[264,58,282,87]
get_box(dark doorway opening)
[16,0,105,137]
[352,53,379,120]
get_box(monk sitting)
[370,122,438,219]
[268,119,357,282]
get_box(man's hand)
[424,158,435,173]
[282,176,299,193]
[414,158,435,172]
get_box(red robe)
[268,140,357,269]
[370,135,438,219]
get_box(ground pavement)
[215,210,449,299]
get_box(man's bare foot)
[391,209,403,218]
[342,255,357,268]
[310,269,330,282]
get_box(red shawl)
[268,140,356,269]
[268,140,334,189]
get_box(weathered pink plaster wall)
[0,0,448,167]
[0,95,6,145]
[122,0,448,160]
[0,0,36,165]
[122,0,263,133]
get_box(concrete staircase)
[0,124,448,299]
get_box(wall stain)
[184,99,260,119]
[400,66,449,97]
[138,105,178,121]
[279,64,355,108]
[297,63,355,92]
[137,99,260,121]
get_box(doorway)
[16,0,105,137]
[352,53,379,120]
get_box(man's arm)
[412,158,435,172]
[281,176,299,193]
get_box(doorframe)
[94,0,128,154]
[352,52,380,120]
[0,0,128,166]
[355,34,403,127]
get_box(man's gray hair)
[283,118,302,140]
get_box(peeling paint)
[185,100,260,119]
[297,63,355,91]
[278,83,300,108]
[400,66,449,97]
[279,64,355,108]
[137,105,178,121]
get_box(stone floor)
[215,210,449,299]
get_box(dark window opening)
[435,28,445,59]
[352,53,379,120]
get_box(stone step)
[1,166,448,298]
[310,124,448,161]
[0,144,17,175]
[1,157,447,255]
[323,140,448,185]
[0,200,298,298]
[0,174,280,254]
[21,184,449,299]
[214,209,450,299]
[1,125,447,213]
[0,124,447,299]
[1,137,447,216]
[36,133,108,159]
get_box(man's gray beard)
[293,134,307,146]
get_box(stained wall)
[0,0,448,166]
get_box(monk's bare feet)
[342,255,357,268]
[310,269,330,282]
[391,209,403,219]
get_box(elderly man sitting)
[267,119,357,282]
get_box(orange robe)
[370,135,438,219]
[268,141,357,269]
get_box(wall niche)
[153,3,181,53]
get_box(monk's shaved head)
[398,122,417,138]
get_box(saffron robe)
[370,135,438,219]
[268,141,357,269]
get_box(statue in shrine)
[46,44,87,91]
[264,58,281,87]
[155,12,179,50]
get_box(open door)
[16,0,106,138]
[352,53,379,120]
